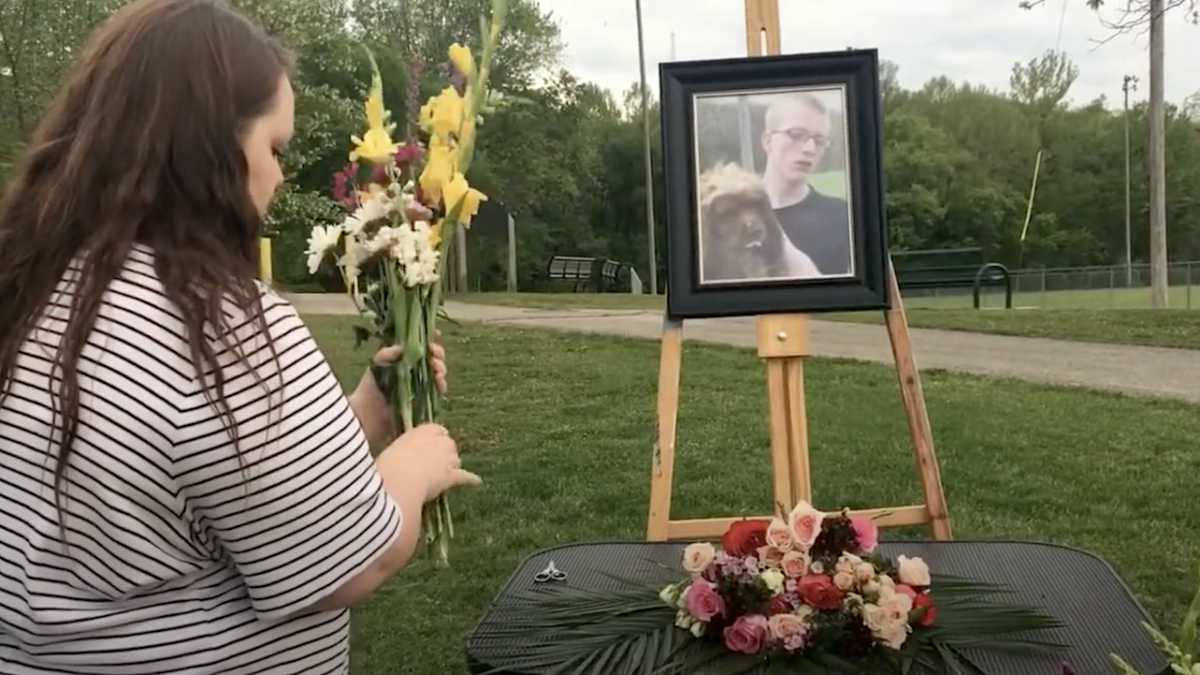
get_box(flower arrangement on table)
[301,0,508,567]
[482,501,1065,675]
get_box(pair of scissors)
[533,560,567,583]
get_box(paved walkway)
[286,293,1200,404]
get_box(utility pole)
[635,0,658,295]
[1122,74,1138,289]
[1148,0,1168,307]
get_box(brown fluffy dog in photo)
[696,162,821,283]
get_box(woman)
[0,0,481,672]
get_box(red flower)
[766,595,791,616]
[797,574,843,610]
[395,144,424,165]
[333,162,359,210]
[721,519,771,557]
[911,591,937,627]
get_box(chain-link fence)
[902,261,1200,310]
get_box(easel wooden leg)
[758,314,812,512]
[647,316,683,541]
[884,264,952,539]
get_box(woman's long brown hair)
[0,0,292,534]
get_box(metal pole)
[1148,0,1168,308]
[635,0,658,295]
[1123,75,1137,289]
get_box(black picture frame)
[660,48,890,320]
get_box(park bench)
[891,246,1012,309]
[545,255,628,293]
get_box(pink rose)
[767,612,812,651]
[757,544,785,565]
[684,580,725,622]
[768,611,805,638]
[765,517,794,550]
[723,614,768,654]
[895,583,918,600]
[780,551,810,578]
[787,501,824,549]
[851,516,879,553]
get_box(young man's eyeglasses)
[770,127,832,149]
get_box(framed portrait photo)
[660,48,890,320]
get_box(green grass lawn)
[304,316,1200,674]
[452,292,1200,350]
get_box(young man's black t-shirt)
[774,187,853,276]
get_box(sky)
[534,0,1200,110]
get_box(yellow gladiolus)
[442,173,469,215]
[420,144,455,204]
[457,187,487,225]
[458,104,477,149]
[442,172,487,226]
[429,86,464,140]
[448,43,475,77]
[350,63,398,164]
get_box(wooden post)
[646,0,952,542]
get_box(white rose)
[833,571,856,591]
[879,592,913,625]
[875,620,910,650]
[861,603,887,632]
[682,543,717,575]
[760,568,785,594]
[835,553,862,575]
[854,561,876,582]
[897,556,931,587]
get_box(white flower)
[760,568,785,594]
[339,237,366,283]
[304,224,342,274]
[343,192,396,236]
[897,556,931,587]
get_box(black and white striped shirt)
[0,244,403,674]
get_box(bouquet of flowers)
[302,0,508,567]
[479,501,1065,675]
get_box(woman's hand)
[378,423,481,503]
[349,332,448,450]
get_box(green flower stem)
[410,0,508,569]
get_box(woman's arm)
[173,292,423,620]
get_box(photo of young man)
[759,90,855,278]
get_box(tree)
[1019,0,1199,306]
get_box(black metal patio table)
[466,540,1168,675]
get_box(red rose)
[722,519,771,557]
[797,574,843,610]
[911,591,937,627]
[766,595,791,616]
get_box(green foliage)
[264,186,346,291]
[8,0,1200,291]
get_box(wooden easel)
[646,0,952,543]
